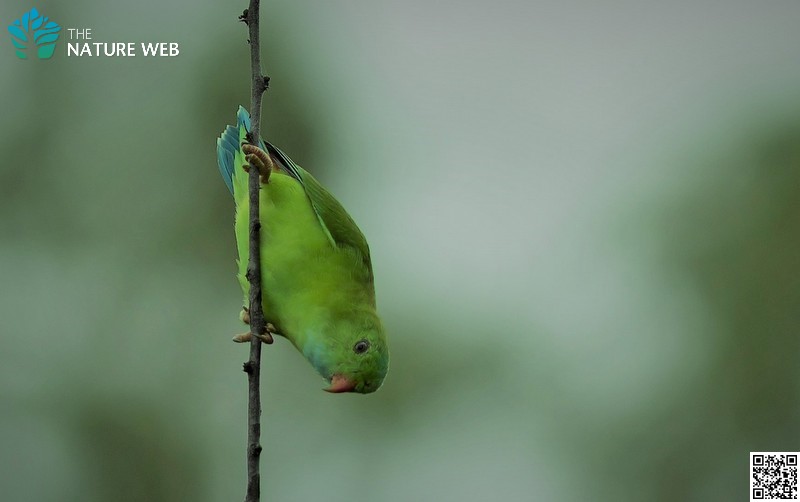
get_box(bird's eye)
[353,339,370,354]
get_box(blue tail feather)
[237,105,252,132]
[216,106,269,195]
[236,105,267,149]
[216,124,238,194]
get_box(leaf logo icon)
[8,8,61,60]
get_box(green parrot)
[216,106,389,394]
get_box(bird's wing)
[216,106,372,278]
[266,141,373,280]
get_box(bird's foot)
[239,306,250,325]
[232,323,276,344]
[241,143,273,184]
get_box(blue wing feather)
[265,142,303,182]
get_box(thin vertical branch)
[239,1,270,501]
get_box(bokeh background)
[2,1,799,500]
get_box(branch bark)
[240,1,270,501]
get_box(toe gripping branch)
[242,143,273,184]
[234,307,275,344]
[234,142,274,344]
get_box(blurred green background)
[2,1,799,501]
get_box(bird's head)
[303,311,389,394]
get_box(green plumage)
[217,107,388,394]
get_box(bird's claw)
[241,143,272,184]
[232,323,277,344]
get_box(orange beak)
[324,374,356,393]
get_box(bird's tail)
[216,106,266,199]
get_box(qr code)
[751,452,799,501]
